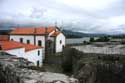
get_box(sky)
[0,0,125,34]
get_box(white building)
[0,41,43,67]
[9,26,66,54]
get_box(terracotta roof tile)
[47,26,56,33]
[0,41,43,52]
[0,35,9,41]
[22,43,42,52]
[10,26,57,35]
[0,41,23,50]
[35,27,46,35]
[50,31,61,37]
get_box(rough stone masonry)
[0,52,78,83]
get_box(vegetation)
[0,30,12,35]
[95,36,110,42]
[65,34,82,38]
[90,37,95,42]
[111,34,125,38]
[89,36,110,43]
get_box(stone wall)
[62,48,125,83]
[72,44,125,55]
[0,52,78,83]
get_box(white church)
[0,26,65,67]
[9,26,66,54]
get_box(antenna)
[55,21,57,27]
[59,20,63,31]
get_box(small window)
[20,38,23,43]
[11,39,13,41]
[38,50,40,56]
[37,61,40,67]
[27,40,30,44]
[38,40,42,46]
[63,45,65,50]
[0,45,2,50]
[60,40,62,44]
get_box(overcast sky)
[0,0,125,34]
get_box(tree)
[90,37,95,42]
[96,36,110,42]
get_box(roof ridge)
[10,26,58,35]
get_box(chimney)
[34,28,37,45]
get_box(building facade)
[9,26,65,54]
[0,41,43,66]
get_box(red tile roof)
[22,43,42,52]
[47,26,56,33]
[0,35,9,41]
[0,41,43,52]
[50,31,61,37]
[10,26,57,35]
[0,41,23,50]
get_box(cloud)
[0,0,125,34]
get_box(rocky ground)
[0,51,78,83]
[1,42,125,83]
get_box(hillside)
[62,29,107,38]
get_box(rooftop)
[10,26,57,35]
[50,31,61,37]
[0,35,9,41]
[0,41,43,52]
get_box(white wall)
[10,32,65,53]
[10,35,34,44]
[35,36,45,47]
[5,48,25,57]
[5,47,43,67]
[35,36,45,56]
[56,33,65,53]
[24,48,43,66]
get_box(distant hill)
[62,29,107,38]
[110,34,125,38]
[0,30,12,35]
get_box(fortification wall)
[0,53,78,83]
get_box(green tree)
[90,37,95,42]
[96,36,110,42]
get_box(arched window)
[20,38,23,43]
[37,61,40,67]
[62,45,65,50]
[38,50,40,56]
[11,39,13,41]
[60,40,62,44]
[38,40,42,46]
[27,40,30,44]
